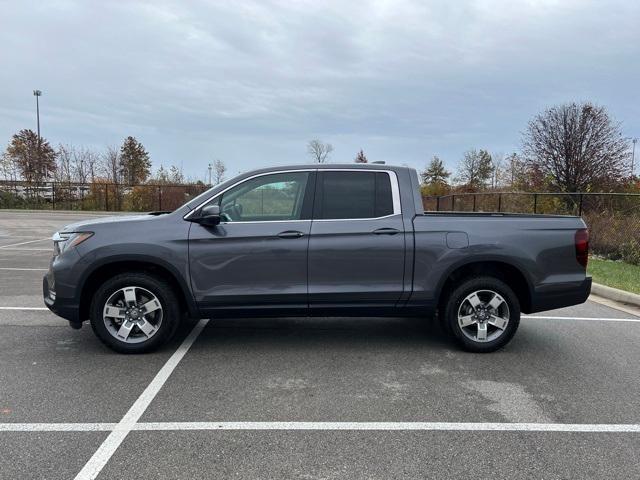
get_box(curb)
[591,282,640,309]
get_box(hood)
[61,213,157,233]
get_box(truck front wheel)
[443,276,520,353]
[89,272,181,354]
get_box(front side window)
[214,172,310,222]
[315,171,395,219]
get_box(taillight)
[575,228,589,268]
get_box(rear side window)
[315,171,395,220]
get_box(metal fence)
[0,180,210,212]
[423,192,640,263]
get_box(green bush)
[619,240,640,266]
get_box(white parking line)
[0,268,48,271]
[1,421,639,433]
[0,238,50,249]
[0,423,116,432]
[133,421,640,433]
[0,307,49,311]
[74,319,209,480]
[0,248,51,251]
[525,315,640,322]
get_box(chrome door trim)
[184,168,402,222]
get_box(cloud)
[1,0,638,178]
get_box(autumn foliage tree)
[5,129,57,185]
[522,102,630,192]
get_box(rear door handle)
[277,230,305,239]
[372,227,401,235]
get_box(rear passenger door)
[308,170,406,310]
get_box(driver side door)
[188,170,315,316]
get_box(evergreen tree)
[119,136,151,185]
[421,156,450,186]
[354,150,368,163]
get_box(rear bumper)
[43,275,81,324]
[528,276,592,313]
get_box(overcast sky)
[1,0,639,181]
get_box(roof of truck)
[246,163,414,173]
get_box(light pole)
[208,163,212,186]
[632,138,638,177]
[33,90,44,185]
[33,90,42,141]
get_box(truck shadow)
[187,316,453,350]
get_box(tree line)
[309,102,638,194]
[0,131,226,187]
[2,100,636,196]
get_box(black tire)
[90,272,181,354]
[443,276,520,353]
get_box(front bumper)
[528,276,592,313]
[43,275,81,324]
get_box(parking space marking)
[0,423,116,432]
[0,307,49,311]
[134,422,640,433]
[525,315,640,322]
[1,421,639,433]
[74,319,209,480]
[0,268,48,271]
[0,238,50,249]
[0,248,51,251]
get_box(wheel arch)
[436,259,533,314]
[78,256,198,321]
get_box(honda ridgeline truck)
[43,164,591,353]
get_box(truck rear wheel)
[443,276,520,353]
[90,272,180,354]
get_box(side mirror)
[194,204,221,226]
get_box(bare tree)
[212,159,226,185]
[0,151,19,182]
[522,102,630,192]
[169,165,184,183]
[502,153,523,190]
[307,139,333,163]
[55,145,74,183]
[490,152,504,189]
[101,146,121,184]
[73,146,99,184]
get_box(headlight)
[52,231,93,255]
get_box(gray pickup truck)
[44,164,591,353]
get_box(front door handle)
[277,230,305,239]
[372,227,400,235]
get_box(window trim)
[184,168,401,224]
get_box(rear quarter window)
[315,171,394,220]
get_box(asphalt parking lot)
[1,211,639,479]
